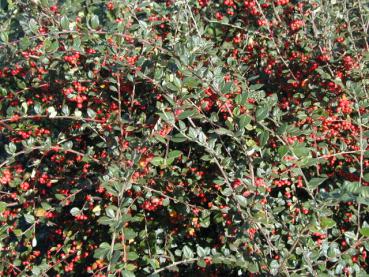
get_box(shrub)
[0,0,368,276]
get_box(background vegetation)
[0,0,368,276]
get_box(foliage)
[0,0,368,276]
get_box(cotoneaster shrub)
[0,0,368,276]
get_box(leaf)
[125,263,137,271]
[97,216,114,226]
[171,134,187,143]
[109,85,118,92]
[258,129,269,146]
[70,207,81,216]
[20,37,31,50]
[150,157,163,166]
[222,188,233,197]
[47,107,57,118]
[321,217,336,229]
[248,262,259,273]
[122,271,135,277]
[24,214,35,224]
[278,145,289,157]
[34,104,42,114]
[0,31,8,43]
[74,109,82,118]
[293,144,310,157]
[345,231,356,240]
[106,207,115,218]
[308,177,327,190]
[61,16,69,30]
[159,111,175,124]
[249,83,264,91]
[124,228,137,240]
[360,227,369,237]
[0,202,7,212]
[255,105,269,121]
[62,105,70,116]
[183,77,200,88]
[235,195,248,207]
[168,150,182,159]
[197,259,207,268]
[182,245,194,259]
[100,242,111,249]
[91,15,100,29]
[177,109,196,120]
[196,246,206,257]
[127,252,139,261]
[87,108,96,118]
[364,173,369,182]
[73,37,81,49]
[213,128,234,137]
[7,142,16,154]
[32,237,37,247]
[29,19,38,33]
[239,114,252,129]
[94,247,109,259]
[35,208,46,217]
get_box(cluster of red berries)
[142,197,164,211]
[64,52,81,65]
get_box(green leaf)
[222,188,233,197]
[61,16,69,30]
[124,228,137,240]
[32,237,37,247]
[73,37,81,49]
[7,142,16,154]
[94,247,109,259]
[97,216,114,226]
[150,157,164,166]
[197,259,206,268]
[320,217,336,229]
[278,145,289,157]
[182,245,194,259]
[125,264,137,271]
[363,173,369,182]
[24,214,35,224]
[239,114,251,129]
[293,144,310,157]
[248,262,259,273]
[100,242,111,249]
[0,202,7,212]
[62,105,70,116]
[258,129,269,146]
[171,133,187,143]
[47,106,57,118]
[19,37,31,50]
[178,109,196,120]
[183,77,201,88]
[122,271,135,277]
[29,19,38,33]
[196,246,206,257]
[249,83,264,91]
[0,32,8,43]
[168,150,182,159]
[159,111,175,124]
[70,207,81,216]
[360,227,369,237]
[91,15,100,29]
[87,108,96,118]
[235,195,248,207]
[106,207,115,218]
[308,177,327,190]
[127,252,139,261]
[255,105,269,121]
